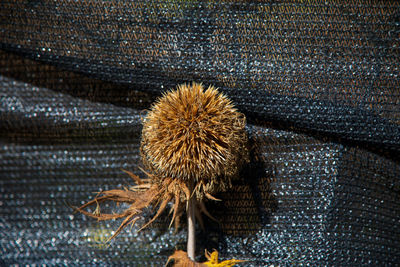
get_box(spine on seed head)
[140,82,249,198]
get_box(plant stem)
[187,195,196,260]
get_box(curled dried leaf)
[167,250,205,267]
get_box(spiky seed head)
[140,82,248,197]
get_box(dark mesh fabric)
[0,1,399,266]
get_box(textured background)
[1,1,399,266]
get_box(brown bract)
[141,82,248,198]
[75,170,216,240]
[75,170,189,241]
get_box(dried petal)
[75,174,190,240]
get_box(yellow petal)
[166,250,245,267]
[203,250,245,267]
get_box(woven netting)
[1,1,399,266]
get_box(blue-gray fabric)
[0,1,399,266]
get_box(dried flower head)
[141,82,248,198]
[75,83,248,260]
